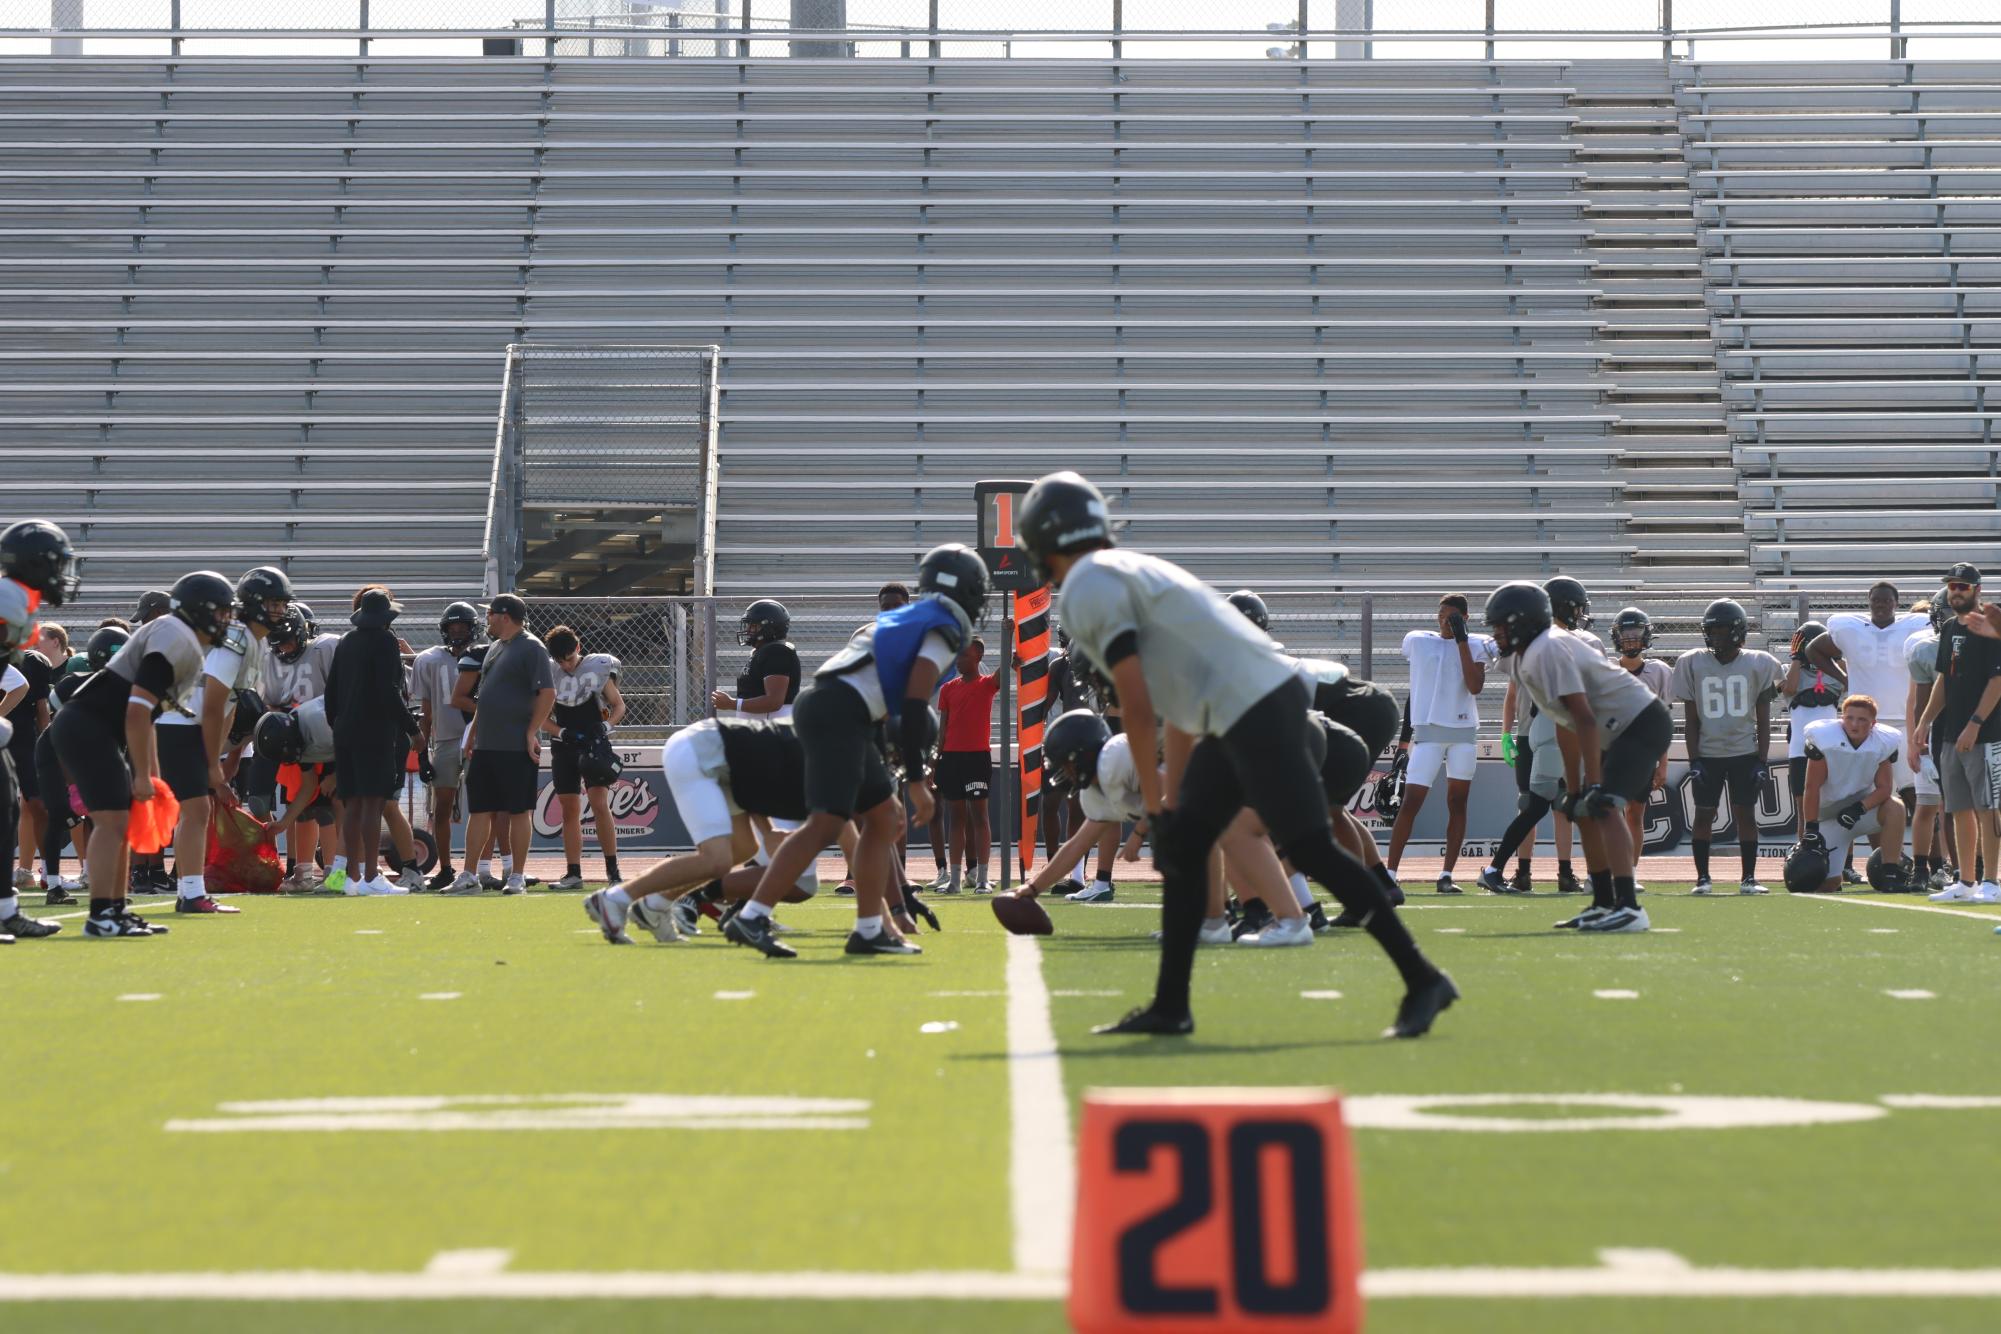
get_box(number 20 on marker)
[1068,1088,1364,1334]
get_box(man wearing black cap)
[133,590,173,626]
[454,595,554,896]
[1912,564,2001,902]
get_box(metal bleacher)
[1683,59,2001,589]
[0,53,1708,619]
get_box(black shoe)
[1329,907,1367,929]
[1,913,61,940]
[845,929,922,956]
[1306,902,1332,933]
[903,887,941,932]
[44,883,76,907]
[1231,898,1273,940]
[1511,869,1535,895]
[425,867,458,892]
[724,911,797,959]
[1556,869,1585,895]
[1384,972,1459,1040]
[1093,1005,1194,1037]
[718,898,744,929]
[835,880,856,896]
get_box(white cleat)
[628,894,684,944]
[1738,879,1770,896]
[1555,906,1609,930]
[365,874,407,896]
[1973,881,2001,905]
[1198,918,1233,945]
[1581,905,1650,933]
[443,871,483,896]
[1930,882,1977,903]
[1690,879,1714,896]
[1066,879,1115,904]
[503,874,527,896]
[1238,916,1315,948]
[583,889,632,944]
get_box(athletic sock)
[604,858,620,882]
[177,875,206,902]
[327,856,348,876]
[89,897,116,919]
[1288,828,1435,988]
[1613,875,1639,910]
[1692,839,1712,882]
[0,892,17,921]
[1588,868,1615,910]
[1557,858,1574,880]
[1288,871,1314,909]
[499,855,514,877]
[566,862,581,880]
[1371,863,1400,895]
[1514,857,1533,879]
[855,914,883,939]
[738,899,772,922]
[1093,867,1112,886]
[1740,840,1759,883]
[639,892,669,914]
[285,858,297,875]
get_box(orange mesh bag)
[205,804,284,894]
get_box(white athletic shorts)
[1407,739,1478,789]
[1816,804,1882,866]
[661,721,740,846]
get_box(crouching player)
[581,714,824,945]
[1790,695,1906,894]
[1484,582,1672,933]
[1016,471,1455,1038]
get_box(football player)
[1794,695,1906,893]
[1669,600,1784,895]
[1015,472,1455,1038]
[1610,607,1672,869]
[543,625,626,890]
[0,519,80,941]
[50,570,239,937]
[33,624,124,905]
[714,599,801,721]
[412,601,480,890]
[1485,582,1672,933]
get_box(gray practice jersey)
[410,645,469,745]
[1669,648,1783,758]
[103,614,207,714]
[1057,548,1295,738]
[1513,626,1662,742]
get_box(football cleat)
[1555,906,1609,929]
[44,882,77,907]
[724,911,797,959]
[1435,873,1463,895]
[1690,878,1715,896]
[1556,868,1585,895]
[1329,906,1367,928]
[1477,866,1521,895]
[1843,865,1866,886]
[1581,905,1651,933]
[84,912,153,938]
[1738,879,1770,896]
[443,871,483,896]
[1051,878,1086,898]
[322,867,351,895]
[1,913,62,939]
[583,889,632,944]
[1231,898,1274,940]
[173,895,240,915]
[1511,868,1536,895]
[1092,1005,1194,1037]
[1238,916,1314,948]
[1306,902,1333,933]
[425,867,460,892]
[502,875,527,896]
[924,871,953,892]
[670,894,704,937]
[844,929,922,956]
[1197,918,1234,945]
[627,896,682,945]
[1067,880,1115,904]
[1974,882,2001,905]
[479,873,504,892]
[1930,882,1976,903]
[1384,972,1459,1039]
[834,879,856,897]
[549,873,585,891]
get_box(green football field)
[9,880,2001,1333]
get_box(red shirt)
[938,670,1000,753]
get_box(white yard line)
[1005,933,1073,1279]
[1796,895,2000,925]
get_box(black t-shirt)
[6,650,53,753]
[716,715,808,820]
[1936,621,2001,742]
[52,672,85,707]
[738,641,802,705]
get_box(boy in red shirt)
[935,637,1000,892]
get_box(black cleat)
[1511,869,1535,895]
[1384,972,1460,1040]
[1329,907,1367,929]
[1556,868,1586,895]
[1093,1005,1195,1037]
[1306,901,1332,933]
[44,883,77,907]
[133,912,168,935]
[903,887,941,932]
[1,913,62,940]
[1231,897,1273,940]
[844,929,922,956]
[724,911,797,959]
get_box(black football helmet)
[917,544,991,625]
[1931,590,1955,633]
[270,606,310,663]
[1866,849,1914,893]
[234,565,295,630]
[439,601,480,652]
[1790,619,1827,663]
[294,600,318,638]
[170,570,237,642]
[1226,589,1271,632]
[228,687,268,745]
[1014,471,1111,585]
[1043,708,1111,795]
[738,598,792,647]
[1783,838,1831,893]
[1544,576,1592,631]
[1702,599,1749,653]
[1612,607,1653,656]
[253,709,306,764]
[0,518,79,607]
[85,624,129,672]
[1484,582,1553,657]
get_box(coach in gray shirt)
[461,594,555,895]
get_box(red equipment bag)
[205,803,284,894]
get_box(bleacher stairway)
[0,51,1871,616]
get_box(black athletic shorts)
[155,724,212,802]
[465,748,539,815]
[34,727,75,828]
[1313,677,1399,762]
[792,682,895,819]
[1177,676,1330,855]
[1603,700,1674,807]
[1513,731,1533,794]
[8,730,39,803]
[1688,745,1763,812]
[49,706,136,815]
[549,733,614,795]
[934,749,993,801]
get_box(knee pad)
[1317,721,1374,807]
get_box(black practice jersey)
[738,641,802,705]
[716,714,809,820]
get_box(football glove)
[1500,734,1517,765]
[1799,825,1827,852]
[416,748,436,785]
[1749,762,1769,787]
[1576,784,1617,819]
[1836,801,1867,830]
[1446,612,1468,643]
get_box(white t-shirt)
[1,663,23,694]
[1079,732,1147,825]
[1803,716,1903,808]
[1514,626,1662,741]
[1826,612,1927,722]
[1401,631,1499,731]
[158,623,258,728]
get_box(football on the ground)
[992,892,1054,936]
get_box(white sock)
[328,856,348,875]
[178,875,207,901]
[0,892,17,920]
[606,886,632,909]
[855,914,883,938]
[500,855,514,876]
[641,892,676,914]
[1289,872,1314,909]
[738,900,772,921]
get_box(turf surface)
[9,882,2001,1333]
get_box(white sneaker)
[1930,882,1976,902]
[583,888,632,944]
[1239,916,1314,948]
[13,867,39,891]
[1066,879,1115,904]
[503,874,527,896]
[1197,918,1233,945]
[1690,879,1714,896]
[1581,905,1650,933]
[365,874,407,896]
[924,871,953,892]
[627,894,683,944]
[443,871,484,896]
[970,874,993,895]
[1738,879,1770,896]
[1974,882,2001,904]
[549,872,585,891]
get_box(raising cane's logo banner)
[526,745,692,850]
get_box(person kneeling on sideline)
[1791,695,1906,894]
